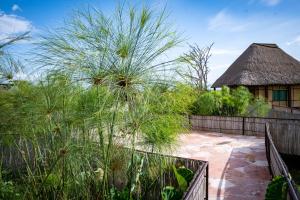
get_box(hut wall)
[268,86,288,107]
[258,86,265,99]
[247,85,296,108]
[267,87,272,103]
[291,85,300,108]
[237,85,300,109]
[249,86,266,100]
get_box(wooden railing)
[265,123,300,200]
[183,161,208,200]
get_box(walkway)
[173,131,271,200]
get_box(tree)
[178,43,213,91]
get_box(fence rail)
[265,123,300,200]
[190,115,300,156]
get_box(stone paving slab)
[172,131,271,200]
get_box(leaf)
[172,165,187,191]
[265,175,287,200]
[161,186,182,200]
[161,186,175,200]
[177,166,194,183]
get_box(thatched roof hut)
[212,43,300,87]
[212,43,300,109]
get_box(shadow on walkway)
[215,145,270,200]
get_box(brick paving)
[172,131,271,200]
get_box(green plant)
[265,175,288,200]
[161,186,181,200]
[190,91,220,115]
[247,98,271,117]
[0,167,20,200]
[0,2,188,200]
[231,86,252,115]
[176,166,194,183]
[0,180,18,200]
[166,83,197,115]
[172,165,187,191]
[190,86,270,117]
[110,186,130,200]
[160,165,194,200]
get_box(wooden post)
[206,163,209,200]
[265,86,268,102]
[288,86,292,108]
[242,117,245,135]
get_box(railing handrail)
[265,123,300,200]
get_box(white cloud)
[261,0,281,6]
[286,35,300,46]
[12,4,22,12]
[208,10,248,32]
[248,0,281,6]
[0,13,32,39]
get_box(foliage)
[161,165,194,200]
[190,91,220,115]
[172,165,187,191]
[161,186,181,200]
[0,180,19,200]
[0,2,193,200]
[165,83,197,115]
[231,86,252,115]
[191,86,270,117]
[247,98,271,117]
[0,169,20,200]
[110,186,130,200]
[176,166,194,183]
[265,175,287,200]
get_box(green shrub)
[0,2,188,199]
[0,168,20,200]
[265,175,287,200]
[161,165,194,200]
[166,83,197,115]
[191,86,270,117]
[191,91,217,115]
[247,98,271,117]
[231,86,252,115]
[161,186,181,200]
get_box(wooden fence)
[189,115,300,156]
[265,123,300,200]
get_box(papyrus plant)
[28,3,184,199]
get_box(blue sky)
[1,0,300,85]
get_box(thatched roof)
[212,43,300,87]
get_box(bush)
[191,86,270,117]
[247,98,271,117]
[190,91,220,115]
[265,175,287,200]
[165,83,197,115]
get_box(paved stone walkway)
[173,131,271,200]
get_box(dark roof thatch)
[212,43,300,87]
